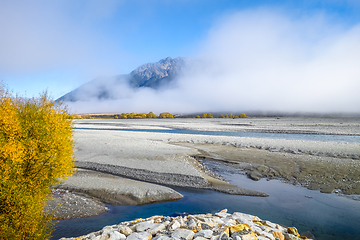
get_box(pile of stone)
[60,209,313,240]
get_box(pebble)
[60,210,313,240]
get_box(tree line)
[71,112,249,119]
[196,113,249,118]
[114,112,174,119]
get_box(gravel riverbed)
[48,117,360,221]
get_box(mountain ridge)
[58,57,189,102]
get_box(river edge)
[51,174,360,240]
[48,118,360,238]
[47,144,360,220]
[59,210,315,240]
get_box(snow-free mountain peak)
[130,57,189,88]
[58,57,190,102]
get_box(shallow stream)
[53,126,360,239]
[52,160,360,240]
[75,127,360,143]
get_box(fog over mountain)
[61,9,360,115]
[58,57,190,102]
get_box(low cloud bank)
[68,9,360,115]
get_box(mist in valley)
[62,9,360,115]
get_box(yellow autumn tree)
[201,113,213,118]
[146,112,157,118]
[159,112,174,118]
[0,85,75,240]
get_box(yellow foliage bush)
[0,86,75,239]
[146,112,157,118]
[201,113,213,118]
[159,112,174,118]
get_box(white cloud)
[0,0,127,76]
[65,8,360,114]
[174,9,360,113]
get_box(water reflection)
[52,162,360,240]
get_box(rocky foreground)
[59,210,313,240]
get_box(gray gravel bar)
[48,117,360,219]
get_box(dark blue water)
[53,128,360,239]
[52,162,360,240]
[75,127,360,144]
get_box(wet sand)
[188,143,360,194]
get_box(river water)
[75,127,360,143]
[52,129,360,240]
[52,164,360,240]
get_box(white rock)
[219,231,229,240]
[168,220,181,231]
[259,231,275,240]
[233,235,241,240]
[252,225,265,236]
[187,219,198,229]
[232,212,254,224]
[221,219,237,227]
[101,226,114,236]
[194,230,213,239]
[263,221,277,229]
[178,217,187,227]
[215,212,231,218]
[171,228,195,240]
[109,231,126,240]
[208,216,224,225]
[257,236,270,240]
[135,221,154,232]
[152,236,172,240]
[127,232,152,240]
[120,226,133,236]
[259,225,272,233]
[84,233,97,239]
[194,237,208,240]
[283,233,303,240]
[149,223,166,235]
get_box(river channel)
[52,127,360,240]
[52,161,360,240]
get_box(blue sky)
[1,0,360,113]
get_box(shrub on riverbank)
[0,86,75,239]
[159,112,174,118]
[117,112,159,119]
[201,113,213,118]
[198,113,249,118]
